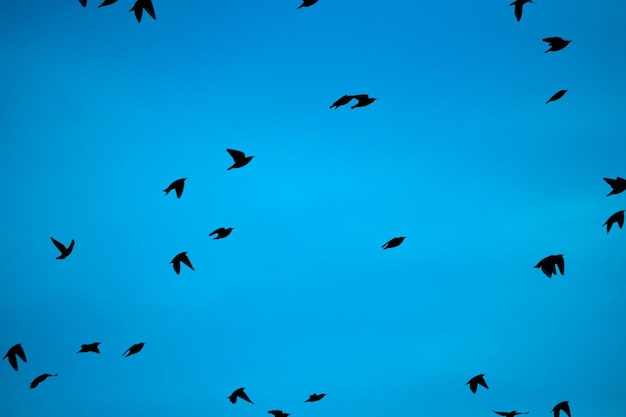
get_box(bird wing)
[209,228,221,236]
[67,239,75,253]
[143,0,156,19]
[6,354,18,371]
[14,345,27,363]
[181,255,194,271]
[227,149,246,161]
[175,184,184,198]
[617,212,624,228]
[561,403,571,417]
[172,260,181,275]
[50,237,67,253]
[468,380,477,393]
[543,37,561,43]
[514,3,523,21]
[478,377,488,389]
[493,412,508,417]
[351,94,369,102]
[30,376,43,389]
[79,0,87,6]
[240,391,253,403]
[130,2,143,22]
[556,256,565,275]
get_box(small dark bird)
[130,0,156,22]
[98,0,118,6]
[268,411,290,417]
[297,0,318,8]
[350,94,377,109]
[209,227,234,240]
[603,210,625,233]
[30,373,58,389]
[3,344,27,371]
[305,393,326,402]
[77,342,101,354]
[227,149,254,170]
[164,178,186,199]
[51,237,75,259]
[546,90,568,104]
[493,411,529,417]
[604,177,626,196]
[382,237,405,249]
[171,251,194,275]
[543,37,571,53]
[509,0,534,21]
[466,374,488,393]
[552,401,571,417]
[330,95,353,109]
[122,342,145,357]
[534,254,565,278]
[79,0,87,7]
[229,387,253,404]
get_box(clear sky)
[1,1,626,417]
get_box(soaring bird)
[509,0,534,21]
[79,0,87,7]
[305,393,326,402]
[130,0,156,22]
[51,237,75,259]
[210,227,233,240]
[77,342,101,354]
[268,411,290,417]
[382,237,405,249]
[229,387,253,404]
[604,177,626,196]
[552,401,571,417]
[98,0,118,6]
[122,342,145,357]
[297,0,318,8]
[171,252,194,275]
[466,374,488,393]
[227,149,254,170]
[546,90,568,103]
[534,254,565,278]
[493,411,529,417]
[3,344,27,371]
[603,210,625,233]
[30,373,58,389]
[164,178,186,199]
[543,37,571,53]
[350,94,377,109]
[330,95,353,109]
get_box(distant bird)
[603,210,625,233]
[552,401,571,417]
[79,0,87,7]
[546,90,567,104]
[122,342,145,357]
[534,254,565,278]
[30,373,58,389]
[604,177,626,196]
[130,0,156,22]
[98,0,118,6]
[509,0,534,21]
[382,237,405,249]
[305,393,326,402]
[350,94,376,109]
[3,344,27,371]
[51,237,75,259]
[543,37,571,53]
[209,227,233,240]
[466,374,488,393]
[227,149,254,170]
[493,411,529,417]
[171,251,194,275]
[164,178,186,199]
[77,342,101,354]
[229,387,253,404]
[330,95,353,109]
[297,0,318,8]
[268,411,290,417]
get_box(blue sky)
[1,1,626,416]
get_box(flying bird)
[543,37,571,53]
[297,0,318,8]
[552,401,571,417]
[130,0,156,22]
[603,210,625,233]
[305,393,326,402]
[604,177,626,196]
[546,89,567,103]
[229,387,253,404]
[30,373,58,389]
[268,411,290,417]
[209,227,233,240]
[330,95,353,109]
[466,374,488,393]
[534,254,565,278]
[98,0,118,6]
[79,0,87,6]
[382,237,405,249]
[350,94,377,109]
[77,342,101,354]
[122,342,145,357]
[509,0,534,21]
[3,344,27,371]
[171,251,194,275]
[226,149,254,170]
[51,237,75,259]
[164,178,186,199]
[493,411,529,417]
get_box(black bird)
[382,237,405,249]
[534,254,565,278]
[227,149,254,170]
[330,95,353,109]
[466,374,488,393]
[210,227,233,240]
[350,94,377,109]
[130,0,156,22]
[604,177,626,196]
[98,0,118,6]
[268,411,290,417]
[543,37,571,53]
[493,411,529,417]
[77,342,101,354]
[603,210,625,233]
[3,344,27,371]
[297,0,318,8]
[30,373,58,389]
[305,393,326,402]
[51,237,75,259]
[171,251,194,275]
[552,401,571,417]
[509,0,534,21]
[79,0,87,7]
[164,178,186,199]
[546,90,567,104]
[122,342,145,357]
[229,387,253,404]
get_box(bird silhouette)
[382,237,405,249]
[79,0,87,7]
[330,95,353,109]
[603,210,625,233]
[98,0,118,6]
[130,0,156,22]
[534,254,565,278]
[164,178,186,199]
[604,177,626,196]
[297,0,318,8]
[227,149,254,170]
[543,37,571,53]
[51,237,75,259]
[209,227,233,240]
[30,373,58,389]
[493,411,529,417]
[229,387,253,404]
[509,0,534,21]
[122,342,145,357]
[350,94,376,109]
[3,344,27,371]
[552,401,571,417]
[268,411,290,417]
[305,393,326,402]
[171,252,194,275]
[77,342,101,354]
[466,374,488,393]
[546,90,567,104]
